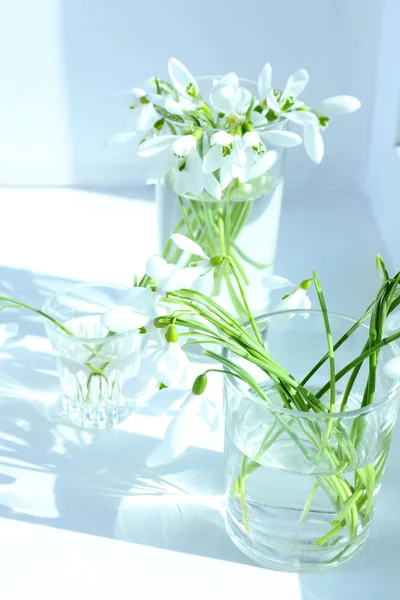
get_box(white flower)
[171,233,218,295]
[262,275,312,316]
[138,133,220,198]
[259,63,318,126]
[209,73,252,115]
[145,254,202,292]
[303,95,361,163]
[240,132,278,181]
[101,287,159,333]
[127,324,190,390]
[0,323,18,349]
[168,58,202,106]
[203,131,246,190]
[105,87,157,145]
[143,379,218,467]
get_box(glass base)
[224,506,370,573]
[63,397,133,429]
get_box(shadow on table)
[0,265,247,566]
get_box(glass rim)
[224,308,400,420]
[42,282,139,344]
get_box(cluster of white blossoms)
[109,58,361,200]
[100,234,314,466]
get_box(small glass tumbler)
[43,283,142,429]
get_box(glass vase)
[155,76,286,320]
[223,311,400,571]
[43,283,142,429]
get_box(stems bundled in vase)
[108,58,361,317]
[2,235,400,569]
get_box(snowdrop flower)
[0,323,18,349]
[259,64,318,127]
[239,132,278,181]
[101,287,159,333]
[144,373,218,467]
[303,95,361,163]
[203,131,246,190]
[209,73,252,116]
[168,58,202,107]
[105,88,157,146]
[145,253,203,293]
[138,133,221,198]
[138,324,191,388]
[262,274,312,316]
[171,233,223,295]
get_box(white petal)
[147,387,189,415]
[172,135,197,157]
[304,126,324,163]
[199,397,219,431]
[258,63,272,100]
[314,95,361,116]
[162,265,204,291]
[145,255,173,281]
[210,130,233,146]
[204,172,222,200]
[266,90,282,114]
[262,274,293,289]
[171,234,208,258]
[241,131,262,148]
[156,343,191,387]
[213,72,239,89]
[185,151,204,196]
[119,287,156,312]
[383,357,400,380]
[251,110,268,126]
[105,132,138,146]
[297,292,312,317]
[202,145,223,173]
[283,69,309,99]
[249,150,277,179]
[209,85,236,114]
[130,103,157,131]
[285,111,319,125]
[192,268,215,296]
[260,130,303,148]
[168,57,199,98]
[235,87,253,113]
[101,306,149,332]
[138,135,176,158]
[220,163,233,190]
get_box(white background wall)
[0,0,384,191]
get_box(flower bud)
[201,104,213,117]
[244,122,255,132]
[165,324,179,343]
[192,373,207,396]
[210,255,224,267]
[300,278,313,291]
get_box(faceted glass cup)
[43,283,142,429]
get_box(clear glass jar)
[43,283,142,429]
[155,76,286,320]
[223,311,400,571]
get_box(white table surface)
[0,187,399,599]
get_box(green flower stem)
[230,249,250,285]
[316,330,400,399]
[0,296,108,381]
[225,258,263,345]
[313,271,336,411]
